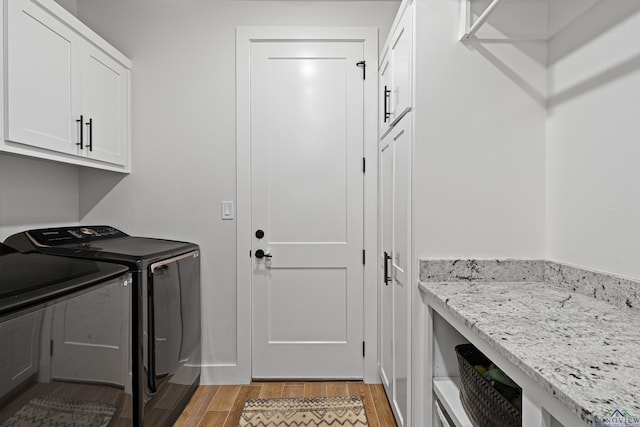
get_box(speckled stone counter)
[419,265,640,425]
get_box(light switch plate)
[221,201,234,220]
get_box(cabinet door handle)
[384,251,392,285]
[76,115,84,149]
[384,86,391,122]
[86,118,93,151]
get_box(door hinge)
[362,157,366,173]
[362,250,365,265]
[362,341,366,357]
[50,340,54,357]
[249,250,252,258]
[356,61,366,80]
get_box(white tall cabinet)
[2,0,131,173]
[379,1,413,426]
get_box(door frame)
[234,27,379,384]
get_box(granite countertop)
[419,279,640,425]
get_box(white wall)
[0,155,79,240]
[74,0,399,383]
[412,0,547,261]
[546,1,640,280]
[410,2,546,425]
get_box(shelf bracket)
[459,0,509,41]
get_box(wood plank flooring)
[174,382,398,427]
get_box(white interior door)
[251,41,365,379]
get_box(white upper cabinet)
[379,1,413,136]
[2,0,131,172]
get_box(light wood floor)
[174,382,398,427]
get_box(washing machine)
[0,242,132,425]
[5,226,201,426]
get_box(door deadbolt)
[255,229,265,239]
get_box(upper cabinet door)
[390,4,413,125]
[379,47,392,137]
[5,0,79,154]
[81,45,130,167]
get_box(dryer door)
[147,250,200,392]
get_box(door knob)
[255,249,272,259]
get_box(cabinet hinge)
[356,61,366,80]
[362,341,366,357]
[362,250,365,265]
[362,157,366,173]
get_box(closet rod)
[461,0,509,40]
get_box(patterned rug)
[0,395,117,427]
[238,396,368,427]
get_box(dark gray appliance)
[0,243,132,425]
[5,226,201,427]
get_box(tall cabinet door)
[379,115,412,427]
[391,115,411,427]
[379,135,394,394]
[5,0,79,154]
[81,45,130,167]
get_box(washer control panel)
[26,226,128,246]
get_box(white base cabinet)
[422,290,588,427]
[2,0,131,173]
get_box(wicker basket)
[454,344,522,427]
